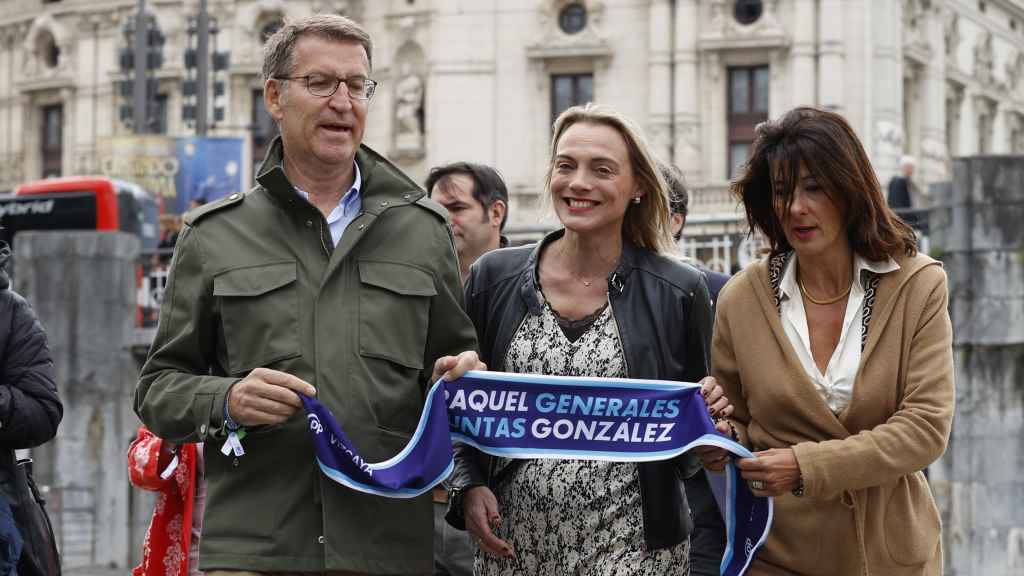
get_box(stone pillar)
[647,0,673,162]
[869,0,905,176]
[673,0,702,184]
[14,231,141,571]
[817,0,844,110]
[929,157,1024,575]
[919,4,949,184]
[790,0,817,106]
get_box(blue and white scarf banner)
[301,370,772,576]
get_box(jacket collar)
[518,229,640,315]
[255,136,421,214]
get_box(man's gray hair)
[262,14,373,81]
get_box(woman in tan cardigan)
[702,107,954,575]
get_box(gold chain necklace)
[798,276,851,305]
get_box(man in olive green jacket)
[134,14,479,576]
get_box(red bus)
[4,177,159,251]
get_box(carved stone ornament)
[974,32,994,87]
[920,136,947,166]
[391,41,427,161]
[874,120,904,161]
[699,0,787,51]
[903,0,932,60]
[526,0,612,60]
[1005,51,1024,94]
[944,9,960,60]
[393,65,425,153]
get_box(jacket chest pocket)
[358,260,436,370]
[213,261,301,375]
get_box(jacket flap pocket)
[358,261,437,296]
[214,262,297,297]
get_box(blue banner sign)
[301,371,772,575]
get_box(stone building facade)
[1,0,1023,248]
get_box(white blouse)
[778,255,900,414]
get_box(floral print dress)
[476,298,690,576]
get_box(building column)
[674,0,701,183]
[868,0,904,180]
[791,0,817,106]
[919,3,949,182]
[647,0,673,163]
[818,0,844,110]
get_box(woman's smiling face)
[549,122,639,238]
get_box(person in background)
[134,14,480,576]
[426,162,509,282]
[0,242,62,575]
[886,155,918,228]
[187,197,207,212]
[128,427,204,576]
[425,161,510,576]
[660,163,730,307]
[657,162,728,576]
[702,107,953,575]
[448,103,731,575]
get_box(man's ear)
[264,78,285,122]
[489,200,507,228]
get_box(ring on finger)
[750,479,765,490]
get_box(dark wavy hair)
[732,107,917,261]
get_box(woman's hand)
[693,420,734,472]
[431,351,486,384]
[736,448,803,497]
[699,376,733,419]
[463,486,515,558]
[693,376,736,471]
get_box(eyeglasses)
[273,74,378,100]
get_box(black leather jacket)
[446,230,713,551]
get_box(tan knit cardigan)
[712,252,954,576]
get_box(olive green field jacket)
[134,139,478,574]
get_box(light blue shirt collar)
[293,161,363,246]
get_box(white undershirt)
[778,255,899,414]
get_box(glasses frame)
[273,74,379,101]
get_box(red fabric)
[128,426,198,576]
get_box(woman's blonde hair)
[546,103,675,255]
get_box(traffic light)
[118,11,165,133]
[183,12,231,133]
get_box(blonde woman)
[445,104,731,575]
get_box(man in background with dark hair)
[426,162,509,282]
[425,161,509,576]
[659,162,728,576]
[663,163,730,303]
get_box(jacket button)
[199,424,207,435]
[403,194,411,200]
[317,535,325,544]
[305,220,313,228]
[380,200,389,207]
[357,224,366,230]
[232,458,239,467]
[229,193,240,200]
